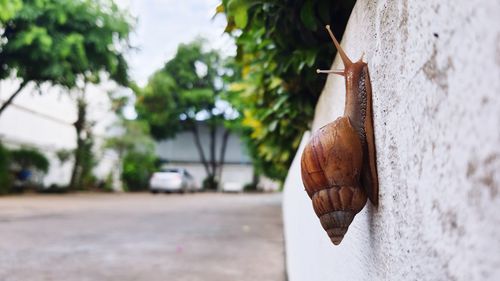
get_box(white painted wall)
[0,79,122,187]
[156,124,252,164]
[283,0,500,280]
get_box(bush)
[10,148,49,173]
[101,172,115,192]
[243,182,258,192]
[0,145,50,194]
[9,147,50,192]
[219,0,356,182]
[122,151,156,191]
[0,143,12,195]
[38,184,68,194]
[202,175,218,191]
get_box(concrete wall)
[283,0,500,280]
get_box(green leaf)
[0,0,22,22]
[268,120,278,132]
[305,49,316,67]
[300,0,316,30]
[1,0,133,88]
[234,5,248,29]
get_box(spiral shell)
[301,117,367,245]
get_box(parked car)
[149,168,197,193]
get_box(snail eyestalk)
[359,52,365,62]
[316,69,345,76]
[325,25,352,66]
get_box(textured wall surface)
[283,0,500,280]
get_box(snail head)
[316,25,365,76]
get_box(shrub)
[202,175,218,191]
[9,147,50,192]
[10,148,49,173]
[243,182,258,192]
[0,143,12,194]
[122,151,156,191]
[39,184,68,194]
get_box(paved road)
[0,193,285,281]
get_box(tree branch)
[209,122,216,177]
[190,122,210,176]
[217,128,230,191]
[0,80,29,117]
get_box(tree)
[68,92,97,190]
[104,88,158,191]
[0,0,134,189]
[136,40,234,190]
[0,0,132,117]
[55,149,72,166]
[105,118,157,191]
[217,0,356,181]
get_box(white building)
[156,123,255,190]
[0,79,264,192]
[0,79,122,188]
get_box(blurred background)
[0,0,352,194]
[0,0,353,280]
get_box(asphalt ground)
[0,192,285,281]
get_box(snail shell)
[301,117,367,245]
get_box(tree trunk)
[0,81,29,117]
[190,123,210,176]
[217,129,230,191]
[69,97,86,190]
[69,137,83,190]
[208,122,217,189]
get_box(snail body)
[300,26,378,245]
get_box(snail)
[300,25,379,245]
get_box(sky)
[115,0,235,87]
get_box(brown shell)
[301,117,367,245]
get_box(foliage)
[217,0,356,181]
[105,119,155,157]
[0,0,133,116]
[78,133,97,188]
[202,175,218,190]
[10,147,49,173]
[243,182,258,192]
[136,39,225,139]
[69,96,97,190]
[55,149,72,165]
[102,172,114,192]
[106,89,157,191]
[0,143,12,194]
[0,145,49,194]
[0,0,132,85]
[39,184,68,193]
[106,120,157,191]
[122,150,156,191]
[0,0,22,23]
[135,39,235,190]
